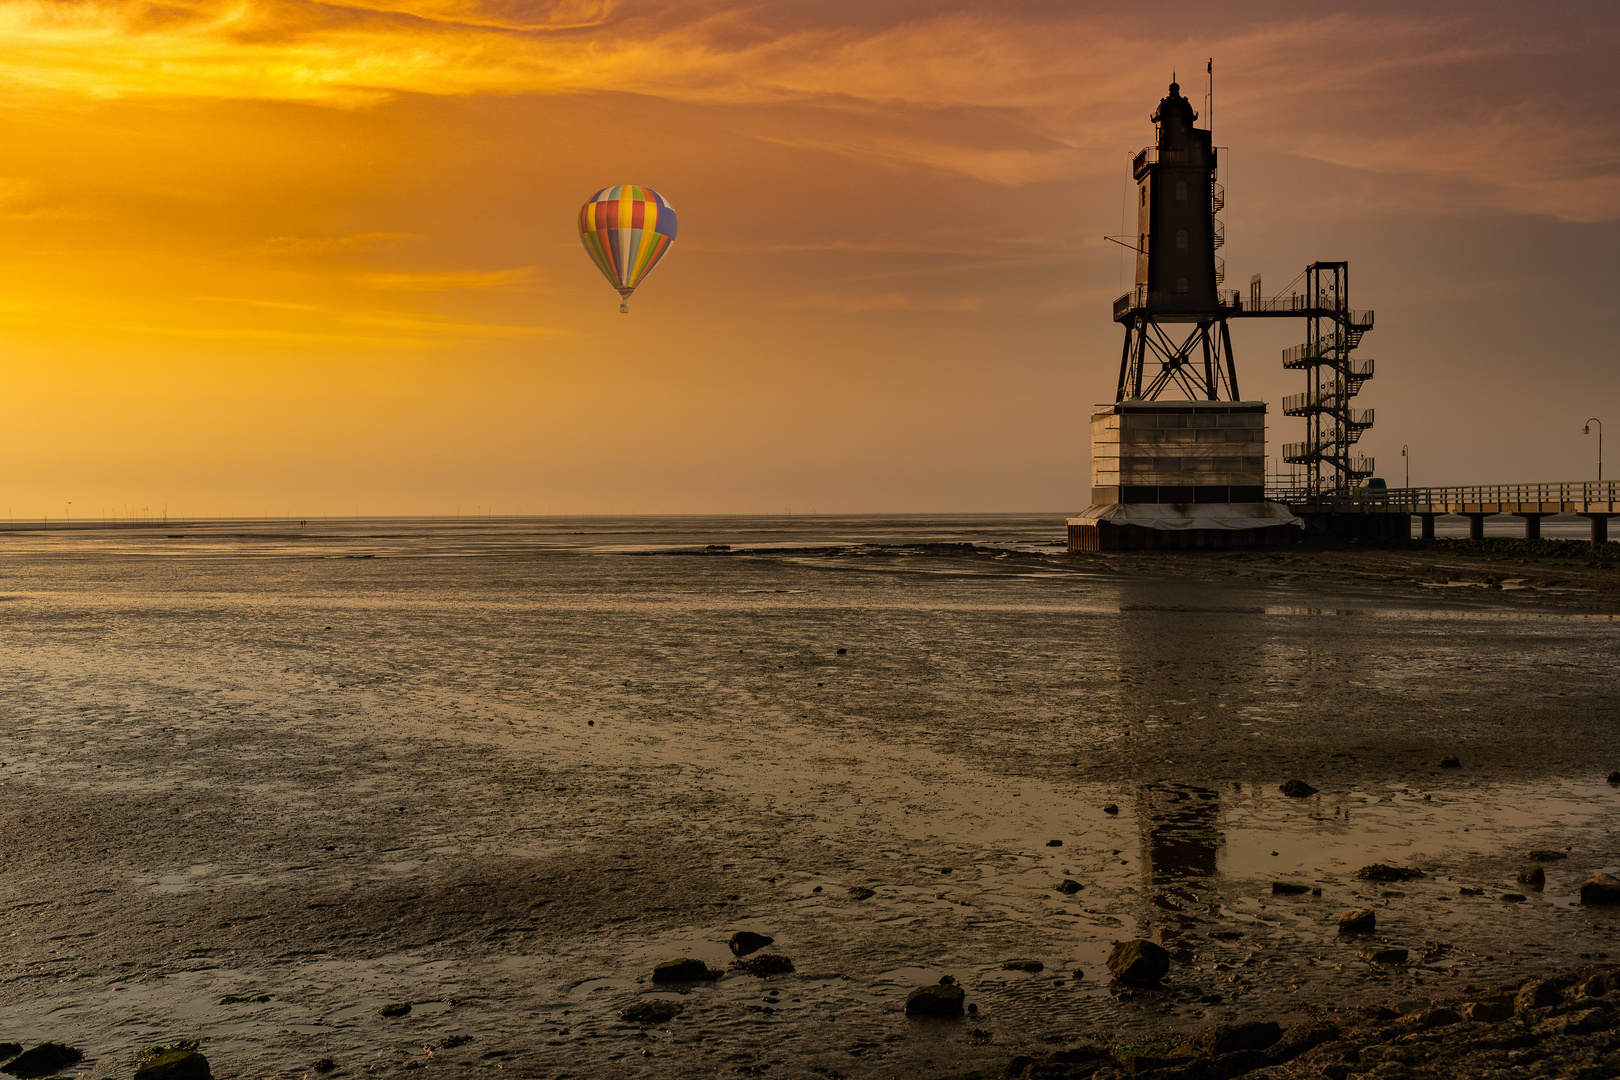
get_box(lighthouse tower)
[1069,79,1300,551]
[1117,80,1233,399]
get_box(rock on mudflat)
[1581,872,1620,905]
[620,999,682,1024]
[377,1002,411,1017]
[732,953,794,977]
[1339,908,1376,934]
[133,1049,211,1080]
[1001,958,1044,973]
[1518,865,1546,888]
[1358,863,1424,882]
[1102,803,1119,815]
[1279,779,1318,798]
[1440,756,1462,768]
[1272,882,1311,895]
[0,1048,17,1066]
[904,983,965,1017]
[847,886,876,901]
[1358,946,1409,964]
[2,1045,83,1079]
[1189,1020,1281,1056]
[1527,849,1568,861]
[1515,977,1563,1013]
[651,959,716,984]
[728,931,774,957]
[1054,879,1083,895]
[1106,939,1170,985]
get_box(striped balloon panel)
[577,185,678,295]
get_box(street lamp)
[1401,445,1409,489]
[1585,418,1603,484]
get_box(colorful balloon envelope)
[577,185,677,313]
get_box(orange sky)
[0,0,1617,517]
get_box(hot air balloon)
[577,185,677,313]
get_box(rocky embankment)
[977,962,1620,1080]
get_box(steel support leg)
[1518,514,1546,540]
[1583,514,1610,545]
[1467,514,1488,542]
[1419,514,1435,540]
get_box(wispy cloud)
[0,3,1613,218]
[350,266,537,291]
[246,232,421,257]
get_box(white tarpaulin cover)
[1069,501,1303,532]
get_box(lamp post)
[1401,445,1409,489]
[1585,418,1603,484]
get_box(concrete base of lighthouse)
[1067,400,1302,552]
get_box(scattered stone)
[1581,872,1620,905]
[0,1049,17,1066]
[732,953,794,977]
[1001,958,1044,973]
[1459,886,1485,896]
[1279,779,1318,797]
[1518,865,1546,888]
[1054,879,1083,895]
[2,1045,83,1079]
[1416,1006,1464,1028]
[218,993,271,1004]
[1527,849,1568,861]
[1271,882,1311,895]
[1338,908,1376,934]
[836,648,847,655]
[1209,930,1244,940]
[1516,978,1564,1013]
[938,975,956,985]
[967,1028,992,1045]
[1462,999,1514,1023]
[378,1002,412,1017]
[1502,892,1528,902]
[1046,839,1063,847]
[132,1047,210,1080]
[1358,863,1424,881]
[651,959,717,984]
[431,1036,473,1051]
[1102,803,1119,815]
[1358,947,1409,964]
[620,1000,682,1024]
[1189,1020,1282,1056]
[729,931,774,957]
[312,1060,336,1074]
[1609,770,1620,784]
[847,886,876,901]
[1106,939,1170,985]
[1440,756,1461,768]
[904,983,965,1018]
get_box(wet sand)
[3,520,1620,1079]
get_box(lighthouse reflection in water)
[1138,783,1223,963]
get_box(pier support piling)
[1419,514,1435,541]
[1517,514,1548,540]
[1466,514,1490,542]
[1581,514,1611,545]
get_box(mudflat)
[3,518,1619,1079]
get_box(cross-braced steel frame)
[1115,316,1239,402]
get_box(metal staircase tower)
[1277,263,1376,497]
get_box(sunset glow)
[0,0,1615,515]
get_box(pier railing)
[1274,481,1620,515]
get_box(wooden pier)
[1278,481,1620,543]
